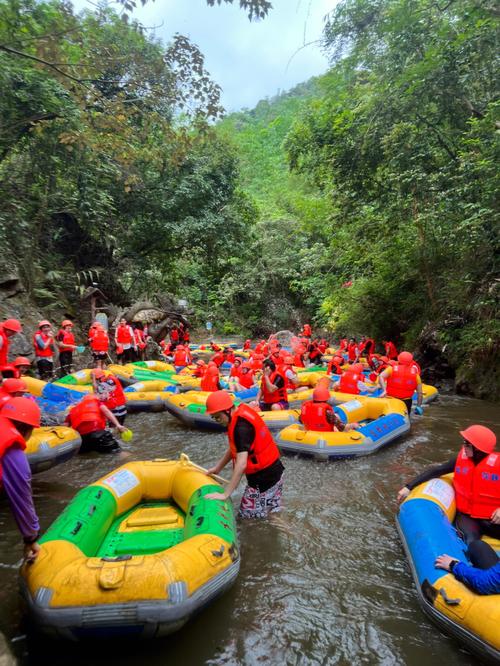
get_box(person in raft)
[204,391,285,519]
[67,394,127,454]
[435,539,500,595]
[300,386,359,432]
[378,351,423,415]
[256,358,288,411]
[331,363,378,396]
[0,397,42,561]
[397,424,500,546]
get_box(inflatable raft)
[397,476,500,662]
[21,458,240,640]
[276,396,410,459]
[124,391,171,413]
[26,426,82,474]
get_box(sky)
[72,0,336,111]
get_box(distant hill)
[218,77,322,218]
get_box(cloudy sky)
[73,0,336,111]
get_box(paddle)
[179,453,228,485]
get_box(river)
[1,394,499,665]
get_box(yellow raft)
[397,476,500,662]
[26,426,82,474]
[21,457,240,640]
[276,396,409,459]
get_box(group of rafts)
[16,347,499,661]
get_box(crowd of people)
[0,316,498,598]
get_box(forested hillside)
[220,0,499,398]
[0,0,498,397]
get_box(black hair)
[263,358,276,372]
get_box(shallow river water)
[1,394,499,665]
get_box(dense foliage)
[0,0,254,314]
[0,0,498,395]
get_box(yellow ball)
[121,429,133,442]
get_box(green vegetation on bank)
[0,0,498,396]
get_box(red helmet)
[2,319,22,333]
[92,369,106,379]
[61,319,73,327]
[205,391,234,414]
[1,397,41,427]
[13,357,31,367]
[351,363,364,374]
[284,355,294,365]
[2,378,27,393]
[313,386,330,402]
[38,320,51,328]
[398,351,413,366]
[460,425,496,454]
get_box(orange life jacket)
[385,364,418,400]
[116,324,133,344]
[0,416,26,482]
[201,370,219,392]
[68,396,106,435]
[100,376,126,410]
[300,401,334,432]
[90,328,109,352]
[57,329,75,352]
[454,447,500,519]
[173,348,190,366]
[347,342,358,362]
[227,404,280,475]
[33,331,54,358]
[327,359,343,375]
[261,371,287,404]
[0,326,9,366]
[339,370,362,395]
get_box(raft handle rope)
[101,555,133,562]
[438,587,461,606]
[179,452,228,485]
[211,545,225,558]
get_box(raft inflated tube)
[397,477,500,662]
[26,426,82,474]
[164,392,230,430]
[124,380,173,393]
[20,458,240,640]
[124,391,171,413]
[276,396,410,459]
[131,360,175,373]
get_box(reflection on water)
[1,395,498,665]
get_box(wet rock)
[0,632,16,666]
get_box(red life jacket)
[116,324,133,345]
[229,364,241,378]
[183,330,190,343]
[211,352,224,367]
[293,353,305,368]
[57,329,75,352]
[193,365,206,378]
[318,340,328,353]
[385,364,418,400]
[33,331,54,358]
[227,404,280,475]
[101,376,126,410]
[238,370,254,389]
[454,447,500,519]
[0,416,26,483]
[339,370,362,395]
[173,348,189,366]
[347,343,358,362]
[170,329,179,342]
[90,329,109,352]
[134,329,146,349]
[300,401,335,432]
[0,326,9,366]
[201,370,219,392]
[243,341,251,350]
[339,339,348,351]
[261,371,287,404]
[68,396,106,435]
[225,350,236,364]
[303,324,312,337]
[250,354,264,371]
[385,341,397,359]
[0,388,13,409]
[327,359,343,375]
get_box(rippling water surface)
[1,394,499,665]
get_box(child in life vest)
[300,386,359,432]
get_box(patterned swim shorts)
[238,474,284,519]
